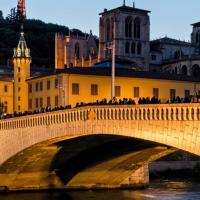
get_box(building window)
[185,90,190,98]
[125,16,133,38]
[106,18,111,41]
[40,97,43,107]
[55,79,59,89]
[36,82,39,92]
[18,77,21,82]
[18,87,21,92]
[40,82,43,91]
[153,88,159,99]
[55,96,59,107]
[137,42,142,55]
[47,96,51,107]
[4,85,8,93]
[18,105,20,111]
[29,84,32,93]
[18,67,21,73]
[91,84,98,96]
[170,89,176,100]
[18,96,21,101]
[72,83,79,95]
[28,99,32,109]
[134,17,141,39]
[134,87,140,98]
[75,43,80,59]
[4,101,7,113]
[125,42,130,54]
[35,98,39,108]
[115,86,121,97]
[47,80,51,90]
[131,42,135,54]
[152,55,157,61]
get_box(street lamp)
[105,17,116,99]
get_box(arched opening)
[192,64,200,77]
[125,16,132,38]
[134,17,141,39]
[174,50,184,59]
[125,42,130,54]
[131,42,135,54]
[74,43,80,59]
[182,65,188,76]
[137,42,142,55]
[106,18,111,41]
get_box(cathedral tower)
[13,26,31,113]
[99,3,150,70]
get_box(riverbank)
[150,161,200,181]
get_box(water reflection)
[1,180,200,200]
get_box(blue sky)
[1,0,200,41]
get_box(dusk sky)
[1,0,200,41]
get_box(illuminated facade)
[55,32,98,69]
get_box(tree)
[0,10,4,21]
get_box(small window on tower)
[4,85,8,93]
[18,67,21,73]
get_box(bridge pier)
[120,165,149,189]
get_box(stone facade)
[99,5,150,70]
[55,32,98,69]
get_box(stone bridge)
[0,103,200,191]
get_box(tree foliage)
[0,18,85,68]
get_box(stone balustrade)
[1,103,200,130]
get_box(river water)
[0,180,200,200]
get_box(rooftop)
[191,22,200,27]
[151,37,192,46]
[28,67,200,82]
[99,5,150,15]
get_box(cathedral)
[55,2,200,77]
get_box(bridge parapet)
[0,103,200,131]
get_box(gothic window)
[125,16,132,38]
[111,17,114,40]
[125,42,130,54]
[192,64,200,77]
[74,43,80,59]
[137,42,142,54]
[106,18,111,41]
[196,33,199,44]
[174,50,184,59]
[134,17,141,39]
[182,65,188,76]
[131,42,135,54]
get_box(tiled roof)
[151,37,192,46]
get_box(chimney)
[133,2,135,8]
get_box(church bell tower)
[13,26,31,113]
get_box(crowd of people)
[0,96,194,119]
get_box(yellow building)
[27,68,200,111]
[0,77,13,114]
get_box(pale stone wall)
[0,104,200,166]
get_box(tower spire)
[13,25,31,58]
[16,0,26,21]
[123,0,126,6]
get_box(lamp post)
[111,18,116,100]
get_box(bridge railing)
[0,103,200,130]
